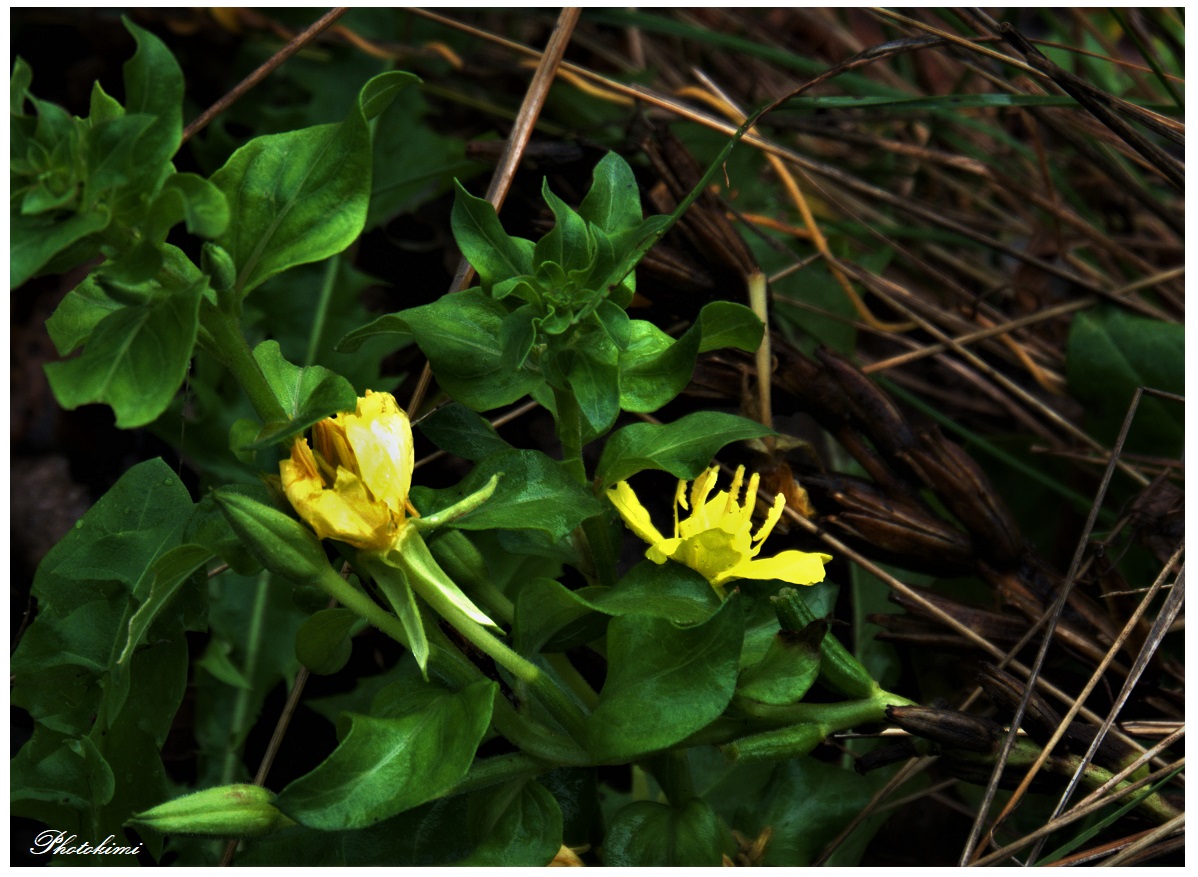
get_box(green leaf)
[416,402,512,462]
[273,680,496,830]
[295,608,362,675]
[603,798,728,866]
[513,578,609,656]
[588,597,743,762]
[697,300,764,353]
[44,275,204,428]
[117,543,212,665]
[568,338,621,441]
[737,757,891,866]
[589,560,721,624]
[211,71,416,297]
[338,289,542,411]
[535,179,592,276]
[10,209,109,288]
[451,181,535,292]
[597,411,774,487]
[43,273,124,355]
[248,340,357,447]
[415,449,604,541]
[120,18,183,178]
[157,172,230,238]
[1066,307,1183,456]
[461,780,564,866]
[578,151,643,238]
[736,621,823,706]
[240,779,558,866]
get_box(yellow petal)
[607,481,667,547]
[751,493,787,552]
[718,549,831,587]
[342,391,413,516]
[689,466,720,511]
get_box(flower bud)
[213,489,333,585]
[723,722,827,763]
[128,784,289,838]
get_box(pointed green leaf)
[588,597,743,762]
[44,275,204,428]
[604,798,728,866]
[338,289,542,411]
[451,181,535,291]
[212,71,416,296]
[274,680,496,830]
[248,340,357,447]
[597,411,774,488]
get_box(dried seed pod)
[886,586,1029,645]
[885,705,1003,753]
[900,427,1023,564]
[815,346,918,457]
[806,472,976,575]
[977,664,1062,745]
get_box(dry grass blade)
[1099,812,1185,867]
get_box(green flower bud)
[128,784,289,838]
[213,489,334,585]
[723,722,827,763]
[201,242,238,294]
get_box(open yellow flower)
[280,390,417,552]
[607,465,831,596]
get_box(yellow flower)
[279,390,417,552]
[606,465,831,596]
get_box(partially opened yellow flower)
[607,465,831,596]
[280,390,417,552]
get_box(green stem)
[315,565,588,764]
[418,581,591,743]
[304,255,339,367]
[552,386,587,485]
[200,302,286,425]
[545,653,600,710]
[220,571,272,785]
[737,689,913,729]
[648,750,696,806]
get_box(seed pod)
[815,347,918,457]
[899,427,1023,564]
[806,472,976,575]
[885,705,1003,754]
[977,664,1062,746]
[887,586,1029,645]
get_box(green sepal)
[387,527,501,633]
[355,550,431,678]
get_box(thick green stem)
[552,386,587,485]
[200,302,286,425]
[648,750,696,807]
[738,689,913,729]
